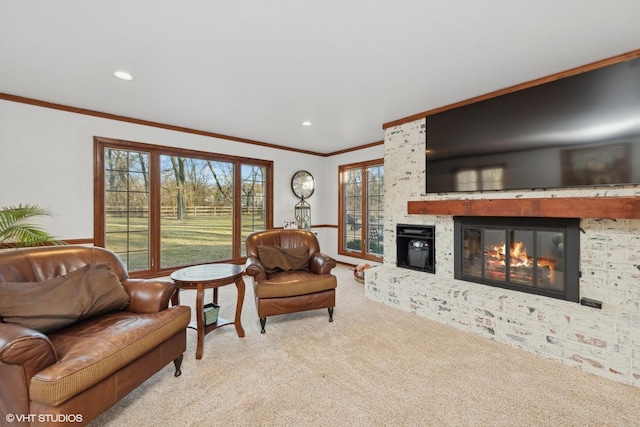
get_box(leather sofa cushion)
[0,263,129,334]
[258,245,308,273]
[253,271,337,298]
[29,305,191,407]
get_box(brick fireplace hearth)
[366,118,640,387]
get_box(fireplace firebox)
[454,217,580,302]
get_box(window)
[103,147,151,271]
[338,160,384,261]
[94,137,272,276]
[455,166,504,191]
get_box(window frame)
[94,136,273,277]
[338,159,384,262]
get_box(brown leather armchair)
[0,245,190,426]
[245,229,337,333]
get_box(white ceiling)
[1,1,639,155]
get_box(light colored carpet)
[90,265,640,426]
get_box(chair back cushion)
[257,245,309,272]
[245,230,320,261]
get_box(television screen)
[426,56,640,193]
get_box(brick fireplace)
[366,118,640,387]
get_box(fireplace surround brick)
[367,118,640,386]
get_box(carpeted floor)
[90,265,640,426]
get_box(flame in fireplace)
[483,241,557,285]
[486,241,531,267]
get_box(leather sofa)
[245,229,337,333]
[0,245,191,426]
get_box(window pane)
[484,228,507,282]
[455,169,478,191]
[104,148,150,272]
[160,156,234,267]
[343,168,362,253]
[461,227,482,278]
[509,229,534,286]
[240,164,267,256]
[366,165,384,256]
[481,167,504,190]
[536,230,565,292]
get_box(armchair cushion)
[0,263,129,334]
[257,245,309,273]
[253,270,337,299]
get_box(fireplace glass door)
[455,217,579,302]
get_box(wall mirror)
[291,170,315,199]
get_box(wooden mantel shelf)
[407,197,640,219]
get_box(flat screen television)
[426,55,640,194]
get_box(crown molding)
[0,93,380,157]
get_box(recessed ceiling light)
[114,71,133,81]
[301,121,312,126]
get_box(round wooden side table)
[170,263,245,359]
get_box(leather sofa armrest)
[122,279,176,313]
[245,256,267,281]
[309,252,337,274]
[0,323,57,381]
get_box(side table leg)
[234,277,246,337]
[195,285,205,359]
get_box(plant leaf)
[0,204,62,247]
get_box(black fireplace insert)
[454,216,580,302]
[396,224,435,273]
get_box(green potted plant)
[0,204,61,247]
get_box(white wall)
[0,99,383,264]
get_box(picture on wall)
[561,143,630,186]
